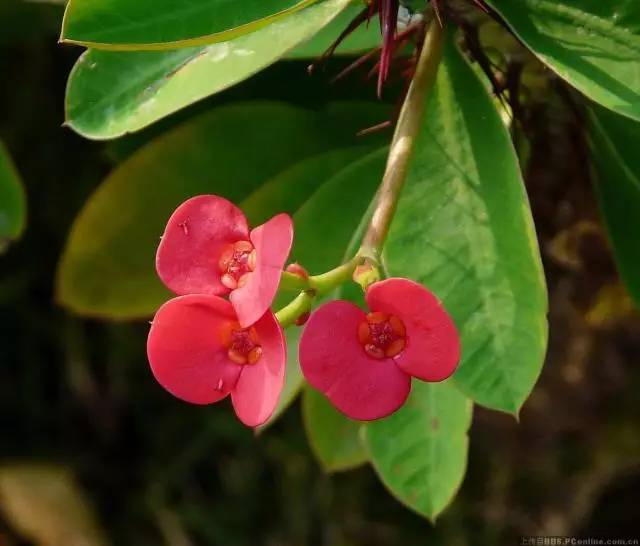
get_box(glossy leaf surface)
[587,105,640,306]
[57,102,386,317]
[385,34,548,414]
[303,387,367,472]
[487,0,640,120]
[364,381,472,521]
[66,0,352,139]
[62,0,319,49]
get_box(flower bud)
[353,262,381,291]
[285,262,309,281]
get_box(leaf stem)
[308,256,362,297]
[275,291,315,328]
[279,270,311,291]
[358,21,444,260]
[275,257,362,327]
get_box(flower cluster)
[147,195,461,426]
[147,195,293,426]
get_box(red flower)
[156,195,293,327]
[147,294,286,426]
[299,278,460,421]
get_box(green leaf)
[302,387,368,472]
[241,146,374,226]
[0,141,26,249]
[587,104,640,306]
[65,0,353,140]
[364,381,472,521]
[486,0,640,121]
[385,33,548,415]
[57,101,387,318]
[289,147,387,274]
[288,2,381,58]
[61,0,321,50]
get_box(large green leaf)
[0,141,26,250]
[65,0,352,140]
[241,146,372,226]
[385,33,548,415]
[289,148,386,274]
[364,381,472,521]
[61,0,320,49]
[587,105,640,306]
[57,102,387,318]
[486,0,640,120]
[302,387,368,472]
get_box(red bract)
[299,278,460,421]
[156,195,293,327]
[147,294,286,427]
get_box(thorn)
[367,0,378,27]
[471,0,490,13]
[329,20,418,87]
[367,60,381,81]
[323,6,371,60]
[377,0,399,97]
[178,220,189,235]
[330,46,381,84]
[432,0,444,27]
[309,5,374,74]
[357,120,393,136]
[215,379,224,391]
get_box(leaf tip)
[425,512,439,525]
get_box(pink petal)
[230,213,293,328]
[147,294,242,404]
[156,195,249,296]
[366,278,461,382]
[299,300,411,421]
[231,311,286,427]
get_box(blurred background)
[1,1,639,544]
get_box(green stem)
[309,256,362,297]
[279,270,310,291]
[359,21,444,259]
[275,257,362,327]
[275,291,315,328]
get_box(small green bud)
[353,261,382,292]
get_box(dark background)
[1,1,639,544]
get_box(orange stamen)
[358,312,407,360]
[223,322,262,366]
[218,239,256,289]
